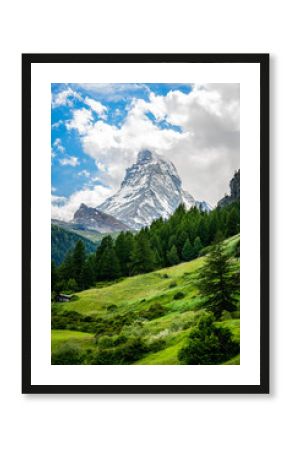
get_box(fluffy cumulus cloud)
[84,97,107,119]
[53,137,65,153]
[52,83,240,220]
[51,185,113,221]
[52,87,82,108]
[66,84,239,204]
[59,156,79,167]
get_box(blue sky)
[51,83,191,198]
[51,82,240,220]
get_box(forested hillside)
[51,234,240,365]
[51,224,97,266]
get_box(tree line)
[51,201,239,295]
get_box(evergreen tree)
[72,240,86,289]
[197,240,239,317]
[166,244,180,266]
[98,246,121,281]
[130,232,156,275]
[197,217,209,246]
[115,232,134,276]
[51,260,59,293]
[182,238,195,261]
[176,229,188,255]
[96,235,114,280]
[226,207,240,237]
[59,249,74,282]
[192,236,202,258]
[82,254,96,288]
[150,234,164,268]
[67,278,78,292]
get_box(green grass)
[52,234,240,365]
[51,329,95,353]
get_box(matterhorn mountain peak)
[96,149,211,229]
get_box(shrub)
[178,312,239,365]
[139,302,167,320]
[169,282,177,288]
[97,335,114,349]
[51,344,85,365]
[220,310,233,321]
[107,304,118,312]
[93,337,147,365]
[147,338,167,353]
[173,291,185,300]
[162,273,169,279]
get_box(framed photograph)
[22,53,269,394]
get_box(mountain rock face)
[72,203,129,233]
[97,149,211,229]
[218,169,240,208]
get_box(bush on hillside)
[51,344,85,365]
[178,312,239,365]
[173,291,185,300]
[139,302,167,320]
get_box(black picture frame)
[22,53,269,394]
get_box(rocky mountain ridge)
[97,149,211,229]
[218,169,240,208]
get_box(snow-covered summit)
[97,149,211,230]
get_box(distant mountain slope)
[51,219,102,243]
[51,224,97,266]
[218,169,240,208]
[97,149,211,229]
[72,203,130,233]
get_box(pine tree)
[96,235,114,280]
[182,238,195,261]
[82,254,96,288]
[130,232,156,275]
[197,240,239,317]
[59,249,74,282]
[166,244,179,266]
[176,229,188,255]
[98,246,121,281]
[51,260,59,293]
[72,240,86,289]
[197,217,209,246]
[226,207,240,237]
[150,234,164,268]
[192,236,202,258]
[115,232,134,276]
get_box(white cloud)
[52,87,82,108]
[51,185,113,221]
[53,137,65,153]
[51,195,67,206]
[66,108,93,134]
[84,97,107,119]
[59,156,79,167]
[69,84,239,205]
[78,169,90,178]
[78,83,150,101]
[52,119,64,129]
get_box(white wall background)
[0,1,287,449]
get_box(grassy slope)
[52,234,240,365]
[51,330,95,353]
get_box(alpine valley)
[51,157,240,366]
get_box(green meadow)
[51,234,240,365]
